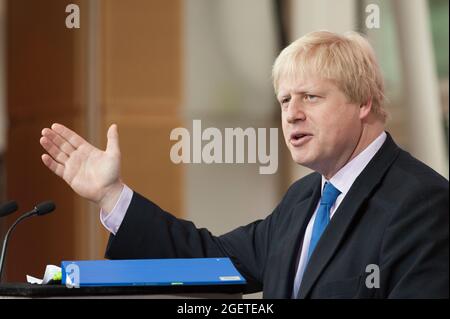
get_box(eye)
[280,96,290,107]
[304,94,319,102]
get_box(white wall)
[183,0,280,237]
[183,0,281,298]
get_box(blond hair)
[272,31,388,121]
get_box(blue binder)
[61,258,246,287]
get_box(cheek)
[282,131,289,144]
[281,116,289,138]
[321,116,360,151]
[324,107,358,134]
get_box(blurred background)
[0,0,447,298]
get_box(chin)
[289,148,318,168]
[289,151,309,166]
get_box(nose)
[286,99,306,124]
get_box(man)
[39,31,449,298]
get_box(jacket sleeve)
[105,191,282,293]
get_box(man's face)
[278,76,363,177]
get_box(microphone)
[0,201,18,218]
[0,201,56,281]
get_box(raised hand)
[40,123,123,212]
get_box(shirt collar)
[322,131,387,196]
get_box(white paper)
[26,275,42,284]
[26,264,61,285]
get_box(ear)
[359,98,373,120]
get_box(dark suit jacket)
[105,133,449,298]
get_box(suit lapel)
[297,133,401,298]
[275,174,321,298]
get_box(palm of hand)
[64,144,120,203]
[40,123,121,205]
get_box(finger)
[41,154,65,178]
[41,128,76,156]
[40,136,69,164]
[106,124,120,155]
[51,123,86,149]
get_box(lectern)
[0,258,247,298]
[0,282,244,299]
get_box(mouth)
[289,132,313,147]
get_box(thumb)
[106,124,120,155]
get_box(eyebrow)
[277,87,318,100]
[277,93,289,100]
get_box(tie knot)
[320,182,341,206]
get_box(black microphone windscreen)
[35,201,56,216]
[0,201,18,217]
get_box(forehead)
[277,75,337,97]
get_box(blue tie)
[307,182,341,260]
